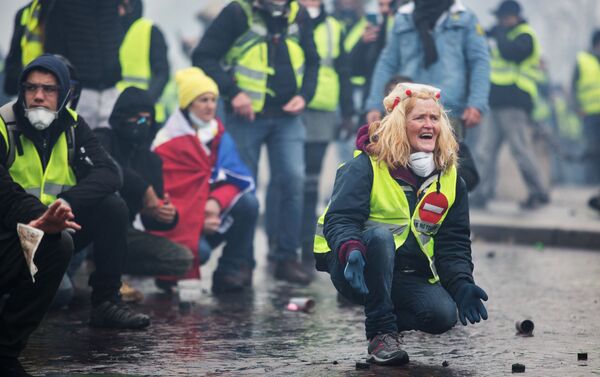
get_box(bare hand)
[282,95,306,114]
[141,186,161,218]
[232,92,255,121]
[462,107,481,128]
[362,25,379,43]
[366,110,382,125]
[203,198,221,235]
[28,199,81,234]
[155,193,177,224]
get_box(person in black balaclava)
[95,87,194,287]
[413,0,453,68]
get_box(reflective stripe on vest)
[0,108,78,206]
[116,18,166,122]
[576,51,600,115]
[224,0,305,113]
[313,152,457,283]
[20,0,44,66]
[490,23,542,100]
[308,16,342,111]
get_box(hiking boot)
[212,270,250,295]
[366,332,409,366]
[274,260,313,285]
[520,194,549,210]
[0,357,32,377]
[120,282,144,303]
[90,301,150,329]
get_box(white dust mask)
[408,152,436,177]
[25,107,58,131]
[189,111,218,145]
[306,7,321,19]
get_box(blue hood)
[19,54,71,111]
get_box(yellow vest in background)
[308,16,342,112]
[575,51,600,115]
[224,0,305,113]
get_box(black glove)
[454,283,488,326]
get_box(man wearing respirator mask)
[0,54,151,331]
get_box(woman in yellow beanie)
[151,67,258,294]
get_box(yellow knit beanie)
[175,67,219,109]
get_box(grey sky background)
[1,0,599,88]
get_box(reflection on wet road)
[23,241,600,376]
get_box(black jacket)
[0,101,122,217]
[44,0,123,90]
[319,152,474,298]
[488,20,534,113]
[94,128,176,231]
[120,0,169,102]
[192,1,319,115]
[0,164,46,236]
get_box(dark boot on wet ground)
[274,260,313,285]
[366,332,409,366]
[520,193,549,210]
[90,301,150,329]
[212,266,253,295]
[0,357,32,377]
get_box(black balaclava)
[413,0,454,68]
[109,86,155,145]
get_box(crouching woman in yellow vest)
[314,83,488,366]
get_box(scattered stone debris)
[332,360,338,365]
[512,363,526,373]
[578,353,588,361]
[442,360,449,367]
[486,250,496,258]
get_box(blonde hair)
[366,83,458,171]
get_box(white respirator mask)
[25,107,58,131]
[408,152,436,177]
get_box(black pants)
[71,194,128,305]
[0,231,72,358]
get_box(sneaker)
[274,260,312,285]
[90,301,150,329]
[520,194,549,210]
[0,357,32,377]
[366,333,409,366]
[120,282,144,303]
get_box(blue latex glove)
[344,249,369,295]
[454,283,488,326]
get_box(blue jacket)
[365,1,490,117]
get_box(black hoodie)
[95,87,176,231]
[0,55,122,216]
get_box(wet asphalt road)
[21,238,600,377]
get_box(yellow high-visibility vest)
[314,152,457,283]
[575,51,600,115]
[20,0,44,66]
[490,23,543,100]
[308,16,343,112]
[224,0,305,113]
[0,103,78,205]
[117,18,166,122]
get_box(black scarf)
[413,0,454,68]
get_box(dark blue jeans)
[328,227,457,339]
[199,192,259,275]
[226,114,305,261]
